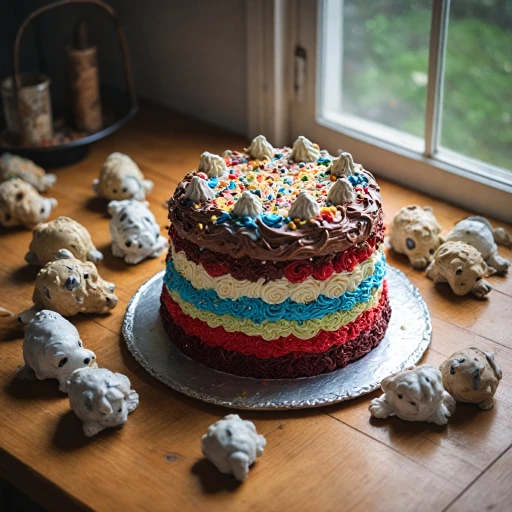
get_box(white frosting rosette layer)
[170,241,382,305]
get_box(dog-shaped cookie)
[440,347,502,410]
[389,205,445,269]
[108,199,168,264]
[426,241,494,298]
[19,249,117,323]
[16,310,97,392]
[369,365,456,425]
[447,217,510,275]
[201,414,267,481]
[0,153,56,192]
[67,366,139,437]
[25,216,103,266]
[92,152,153,201]
[0,178,57,228]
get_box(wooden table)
[1,103,511,512]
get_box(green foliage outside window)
[342,0,512,170]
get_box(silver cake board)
[122,265,431,410]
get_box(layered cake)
[161,135,389,379]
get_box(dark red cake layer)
[160,296,391,379]
[169,221,384,283]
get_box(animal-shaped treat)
[19,249,117,323]
[440,347,502,410]
[108,199,168,264]
[16,310,96,392]
[92,152,153,201]
[426,241,494,298]
[446,217,510,275]
[0,179,57,228]
[201,414,267,481]
[66,366,139,437]
[25,216,103,266]
[389,205,445,269]
[0,153,56,192]
[369,365,456,425]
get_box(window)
[441,1,512,170]
[319,0,432,148]
[287,0,512,221]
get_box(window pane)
[441,1,512,170]
[325,0,432,138]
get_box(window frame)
[248,0,512,222]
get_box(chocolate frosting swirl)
[168,147,382,262]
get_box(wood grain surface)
[0,103,511,512]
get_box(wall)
[107,0,248,134]
[1,0,249,135]
[0,2,41,83]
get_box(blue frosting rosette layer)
[164,255,386,325]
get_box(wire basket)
[0,0,138,167]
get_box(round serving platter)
[122,265,431,410]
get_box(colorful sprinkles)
[182,144,369,233]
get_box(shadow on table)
[10,264,39,284]
[85,196,111,215]
[366,395,483,434]
[94,242,129,272]
[52,410,90,451]
[191,458,242,494]
[6,375,63,401]
[0,315,23,342]
[52,410,120,451]
[0,225,27,236]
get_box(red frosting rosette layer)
[160,296,391,379]
[161,281,389,359]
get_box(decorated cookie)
[0,153,56,192]
[201,414,267,481]
[389,205,445,269]
[447,216,510,275]
[440,347,502,410]
[369,364,456,425]
[108,199,168,264]
[25,216,103,266]
[19,249,117,323]
[16,310,96,392]
[92,152,154,201]
[66,366,139,437]
[0,178,57,228]
[426,241,494,298]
